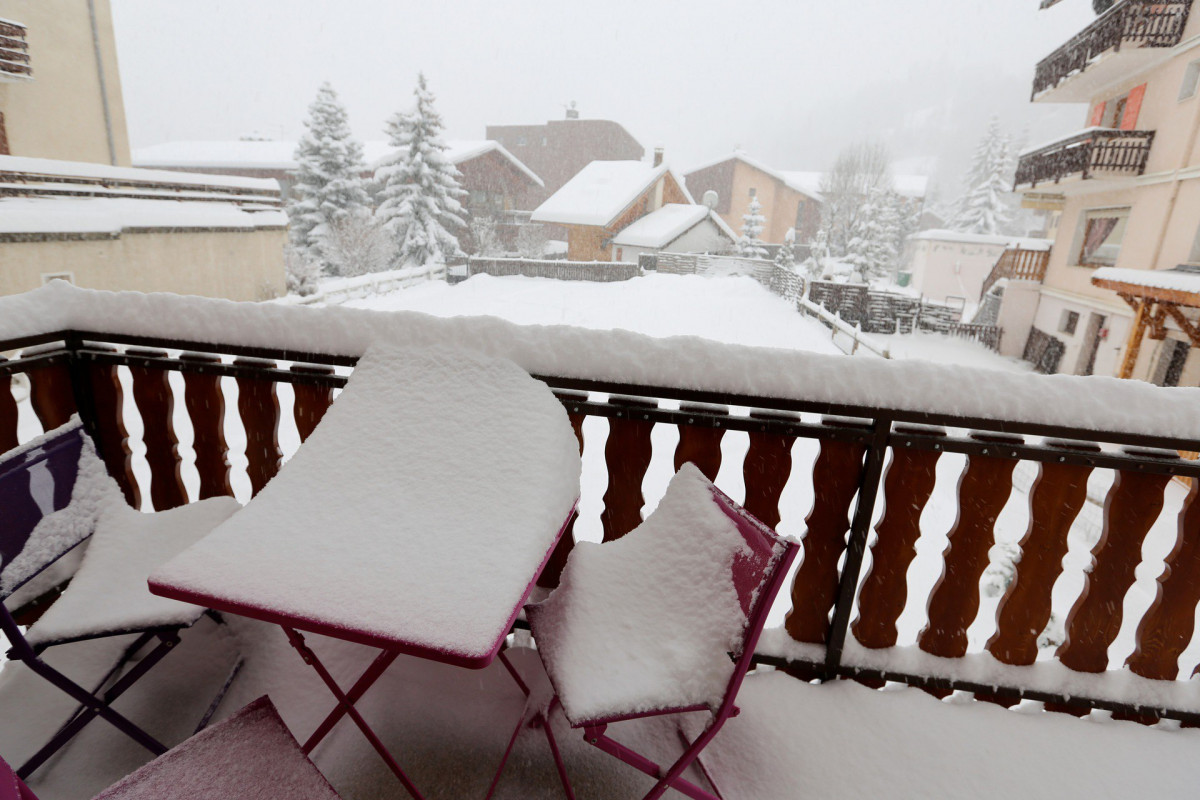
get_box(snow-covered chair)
[526,464,799,800]
[0,419,242,780]
[0,697,342,800]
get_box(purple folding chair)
[524,464,799,800]
[0,419,241,780]
[0,697,341,800]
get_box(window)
[1072,207,1129,267]
[41,272,74,285]
[1059,310,1079,335]
[1102,93,1128,128]
[1153,339,1191,387]
[1181,60,1200,101]
[517,135,527,146]
[748,187,756,198]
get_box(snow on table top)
[528,465,755,723]
[610,203,712,248]
[531,161,680,227]
[1093,266,1200,295]
[91,696,339,800]
[0,154,279,193]
[0,197,287,235]
[149,342,581,662]
[25,496,240,648]
[4,282,1200,443]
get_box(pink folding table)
[148,342,582,799]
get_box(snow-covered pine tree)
[951,116,1013,236]
[374,73,468,272]
[803,226,830,278]
[287,83,369,274]
[738,195,768,258]
[774,229,796,270]
[842,189,897,283]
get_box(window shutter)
[1120,84,1146,130]
[1089,101,1107,127]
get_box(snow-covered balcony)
[4,283,1200,798]
[0,18,30,82]
[1032,0,1190,102]
[1014,127,1155,189]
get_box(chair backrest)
[0,419,88,601]
[707,482,798,661]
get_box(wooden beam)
[1163,304,1200,348]
[1119,298,1150,380]
[1148,304,1170,341]
[1094,278,1200,308]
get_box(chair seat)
[528,464,768,727]
[24,497,241,649]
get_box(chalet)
[486,106,645,206]
[609,203,735,264]
[529,158,693,262]
[0,0,286,301]
[684,152,823,245]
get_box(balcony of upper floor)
[0,17,31,82]
[1014,127,1155,190]
[1032,0,1191,103]
[3,282,1200,797]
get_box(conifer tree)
[843,189,897,282]
[774,229,796,270]
[374,73,467,270]
[287,83,369,273]
[952,117,1013,236]
[738,195,768,258]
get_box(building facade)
[1011,0,1200,384]
[683,153,823,245]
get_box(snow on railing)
[7,283,1200,725]
[277,264,440,306]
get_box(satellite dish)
[702,190,719,210]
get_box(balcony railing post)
[64,334,101,441]
[822,417,891,680]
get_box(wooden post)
[1118,298,1149,379]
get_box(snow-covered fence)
[796,296,891,359]
[652,252,803,303]
[7,283,1200,725]
[465,257,639,283]
[279,264,440,306]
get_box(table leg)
[282,627,424,800]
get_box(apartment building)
[1007,0,1200,384]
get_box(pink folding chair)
[524,464,799,800]
[0,697,341,800]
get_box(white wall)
[907,237,1007,305]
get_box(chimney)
[653,147,664,167]
[565,101,579,120]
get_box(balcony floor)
[2,614,1198,799]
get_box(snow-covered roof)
[530,161,692,227]
[133,139,544,187]
[684,152,824,203]
[1092,266,1200,297]
[0,196,288,235]
[611,204,732,248]
[0,154,280,193]
[908,229,1053,250]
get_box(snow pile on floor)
[530,465,755,723]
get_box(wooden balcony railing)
[6,288,1200,725]
[1015,129,1155,188]
[1032,0,1190,98]
[980,247,1051,300]
[0,18,31,82]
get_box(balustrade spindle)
[1126,481,1200,681]
[1057,462,1172,674]
[290,364,336,443]
[181,353,233,500]
[742,411,799,530]
[674,402,726,480]
[234,358,284,497]
[784,423,868,644]
[0,361,18,452]
[127,348,187,510]
[541,399,586,589]
[853,429,944,650]
[987,446,1095,667]
[600,396,655,542]
[87,349,139,507]
[25,358,76,431]
[919,437,1021,660]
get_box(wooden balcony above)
[0,18,30,82]
[980,246,1051,300]
[1032,0,1190,102]
[1015,128,1154,189]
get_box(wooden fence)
[465,257,640,283]
[6,320,1200,724]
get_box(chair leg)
[541,699,576,800]
[584,724,719,800]
[15,634,179,779]
[490,653,576,800]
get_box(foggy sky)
[110,0,1098,199]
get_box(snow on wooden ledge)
[3,281,1200,443]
